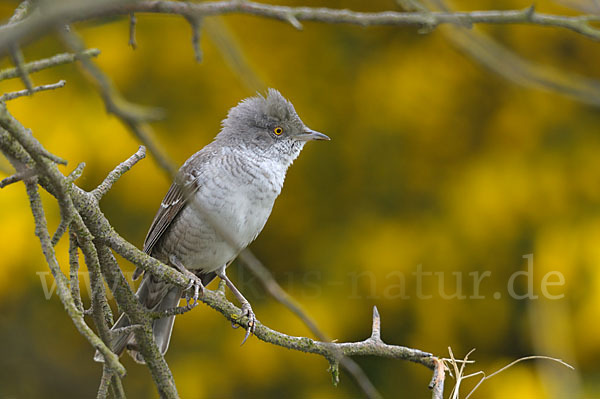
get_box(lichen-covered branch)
[194,284,437,372]
[0,105,179,397]
[0,105,126,378]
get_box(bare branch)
[91,146,146,201]
[0,79,66,102]
[2,0,600,57]
[0,49,100,82]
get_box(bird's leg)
[169,254,204,308]
[216,264,256,345]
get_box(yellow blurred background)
[1,0,599,398]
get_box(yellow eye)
[273,126,283,136]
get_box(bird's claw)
[169,254,204,308]
[184,275,204,309]
[235,302,256,346]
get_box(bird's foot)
[232,301,256,346]
[181,279,204,309]
[169,254,204,308]
[183,275,204,308]
[216,264,256,345]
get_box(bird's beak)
[295,128,330,142]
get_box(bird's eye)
[273,127,283,136]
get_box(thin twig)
[185,15,203,62]
[204,18,265,93]
[0,168,35,188]
[0,49,100,82]
[91,145,146,200]
[9,47,34,93]
[464,355,574,399]
[0,80,66,102]
[7,2,34,90]
[129,13,137,49]
[66,162,86,183]
[426,0,600,107]
[284,12,303,30]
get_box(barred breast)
[156,146,286,273]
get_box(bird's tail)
[93,274,183,364]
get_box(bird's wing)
[133,152,207,280]
[142,178,195,255]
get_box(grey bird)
[95,89,329,364]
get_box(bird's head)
[217,89,329,163]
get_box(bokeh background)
[1,0,599,398]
